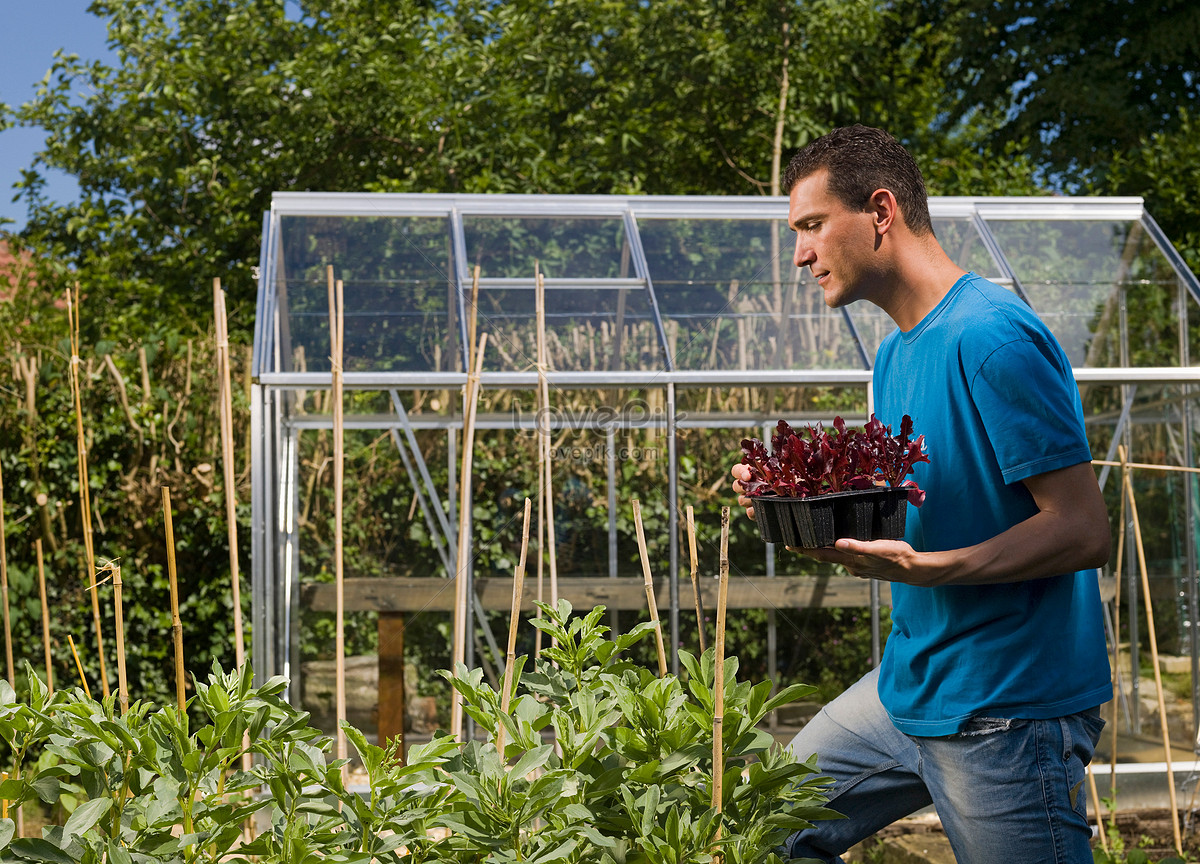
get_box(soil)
[1100,808,1200,859]
[849,809,1200,862]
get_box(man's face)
[787,169,881,309]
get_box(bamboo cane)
[468,265,481,370]
[162,488,187,712]
[35,540,53,694]
[213,279,246,673]
[1093,459,1200,475]
[631,499,668,677]
[107,562,129,715]
[535,270,559,612]
[0,460,12,687]
[450,332,488,740]
[1120,445,1183,856]
[66,287,109,697]
[67,634,91,699]
[497,498,533,759]
[2,473,16,840]
[1110,457,1127,802]
[712,507,731,848]
[534,458,545,658]
[327,268,348,773]
[685,505,706,653]
[213,283,252,777]
[1086,764,1109,853]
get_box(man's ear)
[869,188,900,236]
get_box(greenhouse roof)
[254,193,1200,387]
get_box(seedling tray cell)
[751,487,909,547]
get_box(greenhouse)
[251,191,1200,788]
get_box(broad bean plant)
[0,602,834,863]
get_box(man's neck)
[877,244,967,332]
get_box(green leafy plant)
[0,603,835,862]
[442,599,838,862]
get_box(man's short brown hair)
[782,125,934,236]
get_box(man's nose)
[794,235,815,269]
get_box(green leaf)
[29,778,63,805]
[10,837,78,864]
[62,795,112,840]
[509,743,554,779]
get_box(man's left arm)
[800,461,1110,586]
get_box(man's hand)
[730,463,756,520]
[795,462,1109,588]
[794,538,947,586]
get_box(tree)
[1107,108,1200,275]
[6,0,1038,343]
[930,0,1200,185]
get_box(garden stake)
[451,331,488,740]
[631,499,668,677]
[685,505,706,653]
[35,539,53,694]
[0,768,14,838]
[67,286,109,697]
[106,562,129,715]
[534,458,545,658]
[712,506,731,845]
[67,634,91,699]
[0,459,12,687]
[535,269,559,613]
[1094,458,1200,475]
[1120,450,1183,856]
[497,498,532,759]
[162,487,187,712]
[1086,764,1108,853]
[468,265,480,370]
[213,279,246,675]
[327,268,348,774]
[452,267,484,729]
[1110,456,1127,802]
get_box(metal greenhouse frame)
[252,191,1200,778]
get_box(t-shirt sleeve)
[969,337,1092,485]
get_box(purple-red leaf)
[739,413,929,505]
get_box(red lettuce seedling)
[862,414,929,505]
[740,414,928,504]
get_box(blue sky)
[1,1,113,232]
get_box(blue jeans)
[784,667,1106,864]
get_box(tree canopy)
[931,0,1200,184]
[5,0,1045,342]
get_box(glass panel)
[844,303,897,366]
[464,216,627,279]
[807,218,992,366]
[462,217,661,371]
[1082,383,1200,763]
[984,219,1183,367]
[933,216,1004,280]
[278,216,457,373]
[638,219,864,371]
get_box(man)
[730,125,1111,863]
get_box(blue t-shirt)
[873,272,1111,736]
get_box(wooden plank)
[304,575,890,612]
[377,612,405,757]
[303,574,1116,613]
